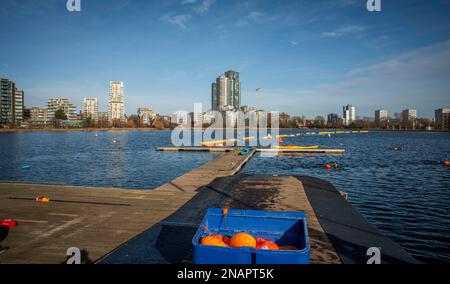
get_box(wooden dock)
[0,149,255,264]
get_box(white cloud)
[234,11,277,28]
[161,14,192,28]
[322,32,339,37]
[181,0,197,4]
[248,11,264,20]
[323,25,367,37]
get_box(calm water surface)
[244,130,450,263]
[0,130,449,263]
[0,130,218,189]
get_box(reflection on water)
[106,132,126,185]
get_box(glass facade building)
[210,70,241,111]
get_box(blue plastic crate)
[192,208,310,264]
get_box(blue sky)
[0,0,449,118]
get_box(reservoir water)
[0,130,449,263]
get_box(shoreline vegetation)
[0,127,449,133]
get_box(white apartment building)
[375,109,388,123]
[83,98,99,120]
[47,98,77,120]
[402,109,417,122]
[343,105,356,126]
[218,75,229,111]
[14,89,24,125]
[108,81,125,122]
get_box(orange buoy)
[255,238,279,250]
[443,161,450,166]
[223,236,231,246]
[201,235,227,247]
[229,233,257,248]
[36,196,50,203]
[279,245,299,251]
[325,164,332,170]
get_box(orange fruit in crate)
[229,233,257,248]
[201,235,227,247]
[279,245,299,251]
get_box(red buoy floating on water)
[443,161,450,166]
[334,162,339,169]
[325,164,332,170]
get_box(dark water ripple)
[243,131,450,263]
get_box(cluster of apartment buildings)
[1,75,449,130]
[325,105,449,130]
[373,108,449,130]
[0,79,157,128]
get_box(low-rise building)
[375,109,388,123]
[29,107,50,128]
[402,109,417,123]
[137,107,157,127]
[327,113,342,128]
[47,98,77,120]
